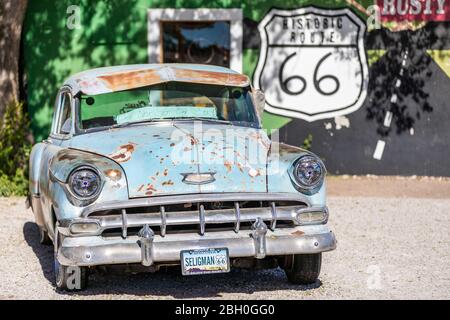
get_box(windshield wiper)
[110,118,165,129]
[170,117,233,125]
[110,117,233,129]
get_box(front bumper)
[57,224,336,267]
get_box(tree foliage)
[0,101,31,196]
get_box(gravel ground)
[0,177,449,300]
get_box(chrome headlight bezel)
[67,166,103,202]
[289,155,326,193]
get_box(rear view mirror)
[254,89,265,117]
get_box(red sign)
[377,0,450,21]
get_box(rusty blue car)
[28,64,336,290]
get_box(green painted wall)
[23,0,371,141]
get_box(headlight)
[292,155,325,191]
[69,167,101,198]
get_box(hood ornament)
[181,172,216,185]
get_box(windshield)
[77,82,259,131]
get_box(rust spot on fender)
[57,150,77,161]
[104,169,122,181]
[248,168,261,177]
[108,142,137,163]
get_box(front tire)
[54,223,89,291]
[54,259,89,291]
[283,253,322,285]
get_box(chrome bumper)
[57,224,337,267]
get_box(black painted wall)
[275,22,450,176]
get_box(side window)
[57,92,72,134]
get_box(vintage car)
[29,64,336,290]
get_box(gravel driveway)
[0,177,449,299]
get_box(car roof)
[63,64,250,95]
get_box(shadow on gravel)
[72,269,322,299]
[78,269,322,299]
[23,221,322,298]
[23,222,54,285]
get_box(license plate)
[180,248,230,275]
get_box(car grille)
[88,199,308,238]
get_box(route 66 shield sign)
[253,7,369,122]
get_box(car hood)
[69,122,270,198]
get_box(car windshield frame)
[74,82,261,135]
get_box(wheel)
[54,259,89,291]
[282,253,322,285]
[54,224,89,291]
[38,226,52,245]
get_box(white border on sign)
[253,6,369,122]
[147,8,243,73]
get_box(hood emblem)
[181,172,216,185]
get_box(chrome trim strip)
[121,209,127,238]
[82,192,311,217]
[160,206,166,237]
[270,202,277,231]
[234,202,240,233]
[199,204,205,236]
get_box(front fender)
[49,148,129,220]
[29,142,47,195]
[267,143,326,206]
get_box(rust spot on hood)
[224,160,232,173]
[189,135,199,146]
[108,142,137,163]
[162,180,174,186]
